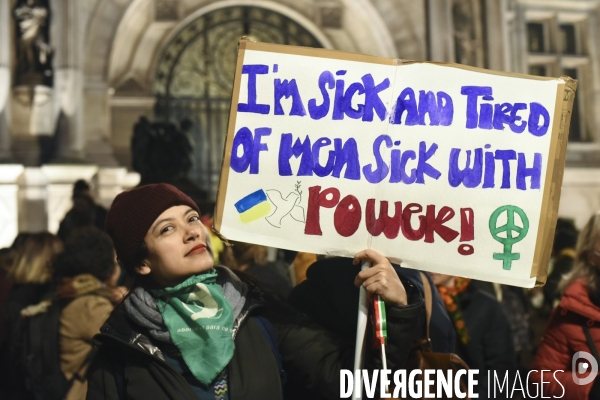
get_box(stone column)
[427,0,455,62]
[0,0,12,161]
[485,0,509,71]
[41,165,97,233]
[50,0,86,162]
[0,165,24,247]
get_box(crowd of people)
[0,181,598,399]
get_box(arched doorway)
[153,6,323,198]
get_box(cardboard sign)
[215,39,577,288]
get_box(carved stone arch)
[85,0,136,81]
[144,0,336,98]
[366,0,428,60]
[151,5,328,195]
[104,0,400,172]
[107,0,400,94]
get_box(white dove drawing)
[182,283,223,320]
[265,189,306,228]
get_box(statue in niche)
[14,0,53,85]
[452,0,484,67]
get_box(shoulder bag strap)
[583,323,600,362]
[419,272,432,341]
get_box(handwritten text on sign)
[217,44,570,287]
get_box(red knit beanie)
[105,183,199,271]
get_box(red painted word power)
[304,186,475,255]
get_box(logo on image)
[572,351,598,386]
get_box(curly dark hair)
[53,227,116,282]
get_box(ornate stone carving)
[320,4,343,29]
[154,0,178,21]
[13,0,52,86]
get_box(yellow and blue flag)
[234,189,272,223]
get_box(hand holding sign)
[352,249,407,307]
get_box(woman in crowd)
[4,232,63,336]
[429,272,516,398]
[221,240,293,298]
[0,232,63,398]
[87,183,423,399]
[530,213,600,399]
[53,227,124,400]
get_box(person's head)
[559,213,600,293]
[105,184,213,288]
[221,241,267,271]
[553,218,579,257]
[0,248,15,273]
[73,179,91,199]
[11,232,32,251]
[429,272,456,288]
[8,232,63,284]
[53,227,119,285]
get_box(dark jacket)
[0,283,53,399]
[87,282,423,400]
[288,258,456,353]
[245,260,293,299]
[454,284,516,398]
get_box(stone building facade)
[1,0,600,247]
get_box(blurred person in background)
[530,213,600,399]
[430,272,516,399]
[4,232,63,330]
[544,218,579,310]
[528,218,579,368]
[471,279,533,372]
[0,232,63,398]
[291,252,317,286]
[221,240,293,299]
[58,180,108,242]
[0,248,16,346]
[10,232,32,251]
[52,227,125,400]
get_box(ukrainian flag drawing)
[235,189,272,224]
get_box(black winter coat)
[288,258,456,352]
[87,284,423,400]
[454,284,517,398]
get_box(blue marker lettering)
[274,79,306,116]
[517,153,542,190]
[361,74,390,122]
[363,135,392,183]
[238,65,270,114]
[308,71,335,120]
[416,141,441,183]
[448,148,483,188]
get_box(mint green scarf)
[152,270,235,385]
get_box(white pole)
[381,342,389,393]
[352,261,371,400]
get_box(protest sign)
[214,39,577,288]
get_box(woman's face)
[136,205,213,287]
